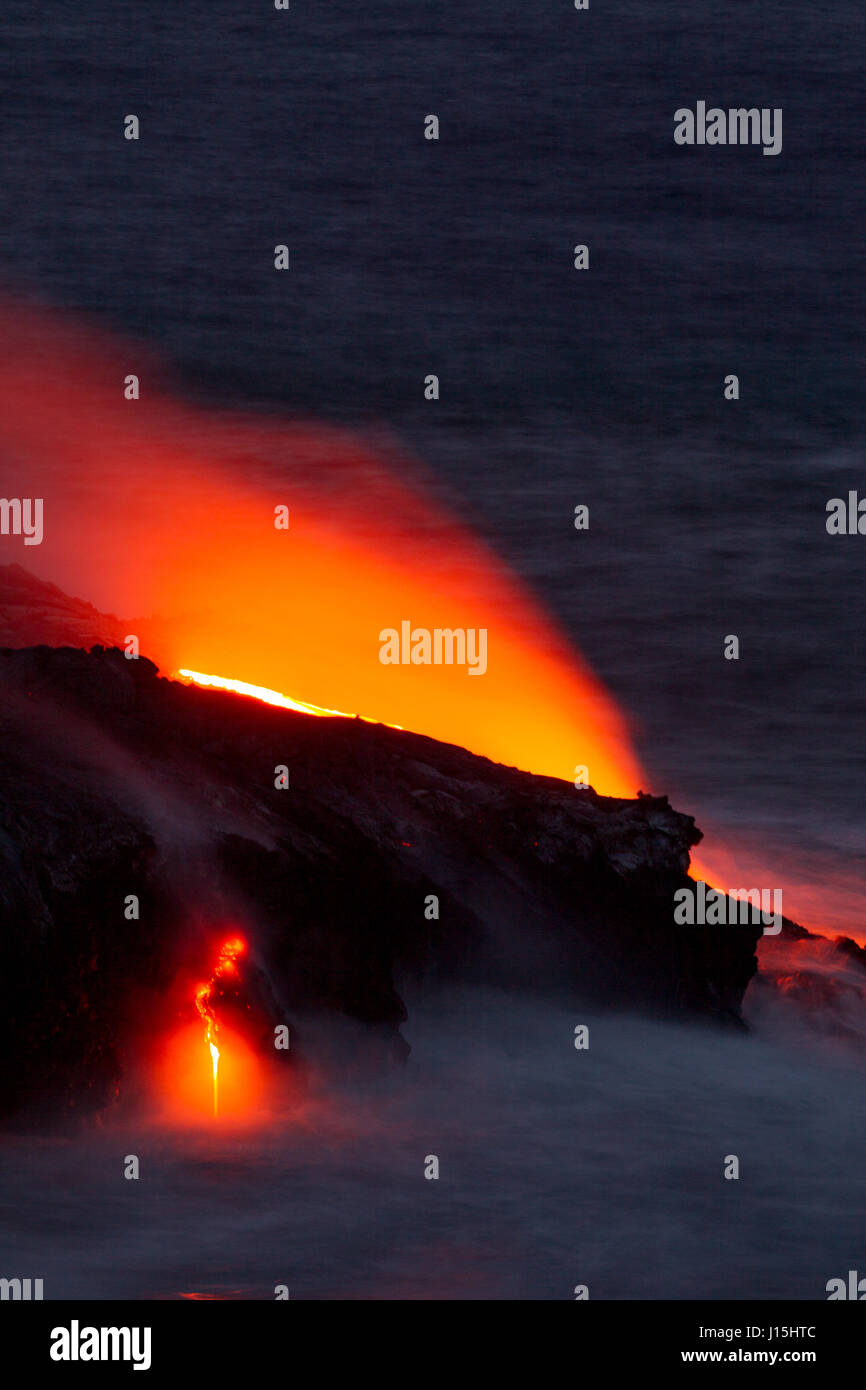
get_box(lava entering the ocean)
[155,936,265,1124]
[1,296,841,934]
[193,937,246,1118]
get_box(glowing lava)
[194,937,246,1119]
[209,1043,219,1116]
[176,668,402,727]
[0,297,642,795]
[2,296,850,934]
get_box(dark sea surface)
[2,992,866,1301]
[0,3,864,1299]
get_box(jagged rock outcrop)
[0,637,763,1122]
[0,563,127,650]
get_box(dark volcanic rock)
[0,643,762,1122]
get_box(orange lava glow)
[176,668,402,727]
[2,298,852,938]
[691,841,864,940]
[184,937,251,1120]
[157,1021,263,1123]
[0,298,641,795]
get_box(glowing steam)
[0,298,641,795]
[1,299,846,936]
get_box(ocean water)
[1,991,864,1301]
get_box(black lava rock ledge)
[0,644,762,1121]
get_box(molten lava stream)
[158,1022,263,1124]
[158,936,265,1124]
[176,668,401,727]
[1,296,837,932]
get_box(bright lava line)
[176,669,402,728]
[209,1042,219,1117]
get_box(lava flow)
[0,295,849,934]
[0,297,641,795]
[177,668,402,727]
[193,937,246,1118]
